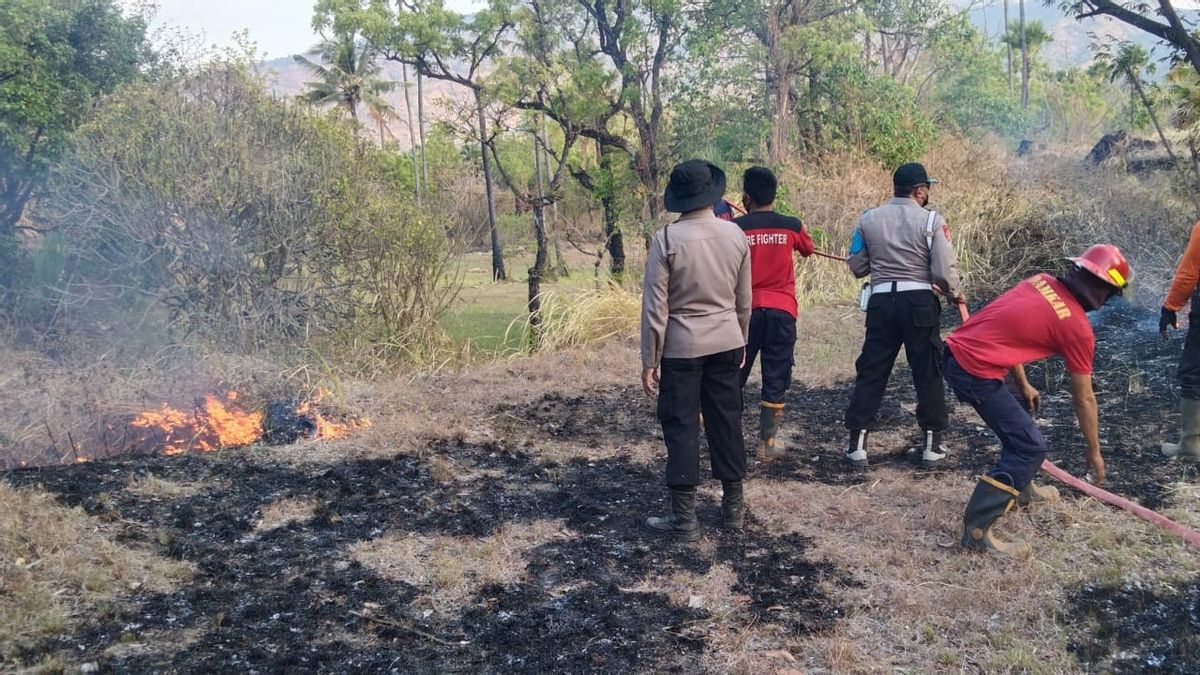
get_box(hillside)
[262,56,471,148]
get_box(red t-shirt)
[734,211,815,318]
[945,273,1095,380]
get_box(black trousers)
[740,308,797,404]
[844,289,949,431]
[1181,291,1200,400]
[658,348,747,487]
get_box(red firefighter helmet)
[1068,244,1131,289]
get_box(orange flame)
[130,390,367,456]
[131,393,264,455]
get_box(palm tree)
[1103,43,1180,168]
[295,33,395,125]
[1001,19,1051,108]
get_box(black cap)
[663,159,727,213]
[893,162,938,188]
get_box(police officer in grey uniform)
[844,163,963,468]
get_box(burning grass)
[0,483,191,662]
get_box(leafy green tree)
[315,0,514,281]
[0,0,149,242]
[294,32,395,124]
[1001,17,1051,108]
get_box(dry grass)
[254,497,322,532]
[747,471,1200,672]
[0,483,192,661]
[779,136,1066,307]
[352,519,571,616]
[1011,148,1196,307]
[125,473,212,499]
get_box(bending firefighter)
[1159,220,1200,460]
[943,245,1130,556]
[735,167,814,460]
[844,162,963,468]
[640,160,752,541]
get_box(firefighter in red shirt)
[943,244,1130,556]
[734,167,815,460]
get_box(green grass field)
[442,250,627,356]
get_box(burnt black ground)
[4,440,847,673]
[5,300,1197,672]
[1067,579,1200,673]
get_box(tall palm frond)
[294,32,396,124]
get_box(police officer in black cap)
[843,162,964,468]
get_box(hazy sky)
[146,0,484,59]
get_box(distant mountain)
[962,1,1186,70]
[260,55,470,149]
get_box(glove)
[1160,307,1178,337]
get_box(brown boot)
[961,475,1031,558]
[721,480,744,530]
[758,403,785,462]
[1016,479,1060,507]
[646,487,701,542]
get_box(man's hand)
[641,367,660,399]
[1160,307,1178,338]
[1085,446,1106,485]
[1020,384,1041,415]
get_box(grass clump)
[0,483,191,663]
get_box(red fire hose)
[953,303,1200,548]
[1039,459,1200,548]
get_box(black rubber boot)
[846,429,868,467]
[721,480,745,531]
[759,403,785,463]
[646,486,701,541]
[961,475,1031,557]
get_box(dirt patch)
[1067,579,1200,673]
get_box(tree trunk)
[1004,0,1013,94]
[1019,0,1029,108]
[528,200,548,344]
[417,68,429,193]
[476,92,505,281]
[766,14,790,166]
[599,144,626,280]
[1131,71,1200,207]
[401,63,420,205]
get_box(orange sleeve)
[1165,221,1200,311]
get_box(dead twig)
[350,610,466,647]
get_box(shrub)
[38,64,459,349]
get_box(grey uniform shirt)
[640,211,752,369]
[846,197,961,298]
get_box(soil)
[4,299,1196,672]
